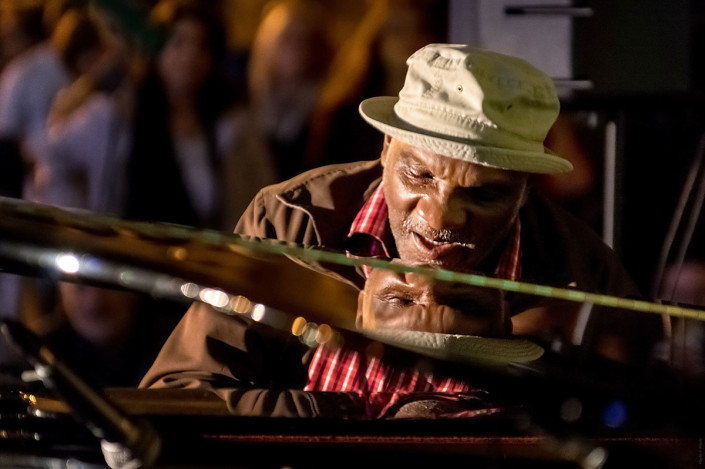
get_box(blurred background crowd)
[0,0,450,226]
[1,0,704,388]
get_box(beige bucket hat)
[359,43,573,174]
[362,328,544,367]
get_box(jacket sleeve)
[215,388,366,418]
[139,301,308,391]
[137,301,366,418]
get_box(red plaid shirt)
[305,183,522,418]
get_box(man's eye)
[384,295,415,306]
[406,168,434,182]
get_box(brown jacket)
[140,160,662,415]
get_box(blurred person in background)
[0,0,89,201]
[44,1,155,215]
[28,282,182,388]
[45,0,275,230]
[0,0,46,198]
[34,6,107,202]
[0,0,53,363]
[244,0,335,181]
[304,0,447,170]
[0,0,96,352]
[124,0,230,228]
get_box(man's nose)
[417,190,468,231]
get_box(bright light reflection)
[316,324,333,344]
[251,304,266,322]
[291,317,307,336]
[119,271,137,286]
[180,282,200,298]
[300,322,318,347]
[168,246,188,261]
[199,288,229,308]
[230,295,252,314]
[56,254,80,273]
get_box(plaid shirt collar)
[305,183,522,415]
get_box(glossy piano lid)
[0,196,362,330]
[1,195,703,323]
[1,195,704,371]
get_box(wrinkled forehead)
[384,138,531,186]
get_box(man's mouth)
[412,232,476,255]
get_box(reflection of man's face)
[356,267,509,337]
[381,137,531,273]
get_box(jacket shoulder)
[235,160,383,247]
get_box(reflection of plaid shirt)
[304,183,522,418]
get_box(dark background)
[449,0,705,296]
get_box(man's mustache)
[402,218,475,248]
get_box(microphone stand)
[0,319,161,469]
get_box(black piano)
[0,196,703,469]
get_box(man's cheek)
[364,300,415,330]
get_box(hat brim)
[362,328,544,367]
[359,97,573,174]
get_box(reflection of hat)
[362,329,544,367]
[359,43,573,174]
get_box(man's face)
[357,267,509,337]
[381,137,531,273]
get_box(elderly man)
[140,44,663,416]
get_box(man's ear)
[380,135,393,167]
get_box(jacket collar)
[275,160,384,249]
